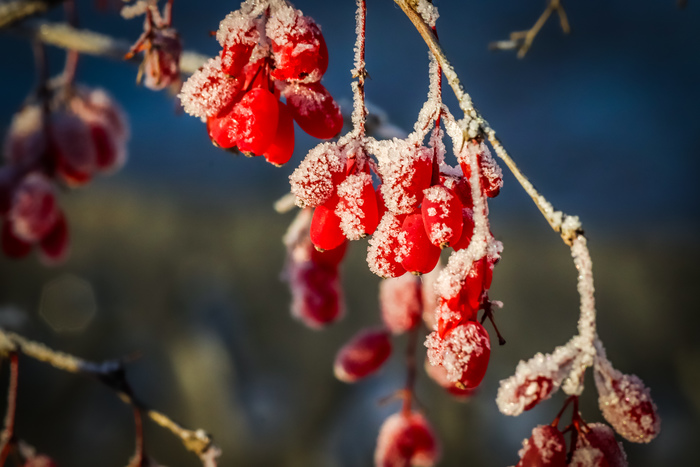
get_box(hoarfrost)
[178,57,240,119]
[379,273,422,334]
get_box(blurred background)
[0,0,698,465]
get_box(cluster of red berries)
[1,85,128,263]
[179,0,343,166]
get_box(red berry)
[379,273,422,334]
[50,112,97,187]
[207,111,238,149]
[421,185,463,249]
[230,87,279,155]
[179,56,243,119]
[571,423,628,467]
[440,174,473,209]
[290,263,343,329]
[375,412,440,467]
[379,144,432,215]
[310,202,346,252]
[367,212,407,278]
[216,11,260,76]
[8,173,59,243]
[263,101,295,166]
[451,208,475,251]
[426,321,491,389]
[290,141,347,208]
[1,219,32,259]
[516,425,567,467]
[310,239,347,269]
[398,212,441,275]
[335,172,379,240]
[424,358,476,399]
[284,82,342,140]
[334,328,392,383]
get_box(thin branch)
[0,353,19,466]
[9,20,208,74]
[489,0,571,58]
[0,329,218,465]
[0,0,65,30]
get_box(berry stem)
[61,0,79,87]
[480,301,506,345]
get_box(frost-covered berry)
[515,425,567,467]
[457,139,503,199]
[450,208,475,252]
[3,104,46,166]
[593,354,660,443]
[424,358,475,399]
[179,56,243,119]
[335,171,379,240]
[496,344,579,416]
[1,218,32,259]
[284,82,343,140]
[310,201,346,252]
[8,173,59,243]
[217,11,260,77]
[379,273,422,334]
[378,142,432,215]
[367,212,406,279]
[290,141,347,208]
[421,185,463,249]
[398,212,441,275]
[375,412,440,467]
[37,211,69,265]
[231,87,280,155]
[310,239,347,269]
[426,321,491,389]
[334,328,392,383]
[290,262,343,329]
[570,423,628,467]
[49,112,97,187]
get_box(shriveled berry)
[263,101,295,166]
[398,212,441,275]
[334,328,392,383]
[375,412,440,467]
[421,185,463,249]
[284,82,342,140]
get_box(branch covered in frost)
[0,328,219,466]
[0,0,65,29]
[9,20,208,74]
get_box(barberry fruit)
[375,412,440,467]
[398,212,441,275]
[421,185,463,249]
[334,328,392,383]
[426,320,491,389]
[515,425,567,467]
[379,273,422,334]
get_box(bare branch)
[0,328,219,465]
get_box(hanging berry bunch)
[123,0,183,92]
[178,0,343,166]
[1,82,129,264]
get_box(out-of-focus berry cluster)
[1,85,129,264]
[179,0,342,166]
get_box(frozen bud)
[377,141,432,215]
[366,212,406,278]
[179,56,243,119]
[571,423,628,467]
[290,141,347,208]
[593,355,660,443]
[334,328,392,383]
[421,185,463,248]
[379,273,422,334]
[3,104,46,166]
[335,172,379,240]
[9,173,60,243]
[424,358,475,400]
[375,412,440,467]
[142,28,182,91]
[496,343,580,416]
[515,425,567,467]
[426,320,491,389]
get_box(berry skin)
[571,423,628,467]
[310,202,346,252]
[271,24,328,82]
[367,212,407,279]
[450,208,475,251]
[426,321,491,389]
[284,82,343,140]
[335,172,379,240]
[50,112,97,187]
[207,111,238,149]
[379,273,422,335]
[516,425,567,467]
[291,263,343,329]
[263,101,295,166]
[398,212,441,275]
[310,239,347,269]
[8,173,59,243]
[1,219,32,259]
[231,87,280,155]
[38,211,69,265]
[334,328,392,383]
[421,185,463,249]
[375,412,440,467]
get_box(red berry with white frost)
[231,87,280,156]
[375,412,440,467]
[515,425,567,467]
[398,212,441,275]
[334,328,392,383]
[284,82,343,140]
[421,185,463,248]
[570,423,628,467]
[379,273,422,334]
[426,320,491,389]
[367,212,407,279]
[335,171,379,240]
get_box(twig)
[0,0,65,30]
[0,353,19,466]
[0,329,219,465]
[9,20,208,74]
[489,0,570,58]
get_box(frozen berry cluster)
[179,0,343,166]
[1,85,129,264]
